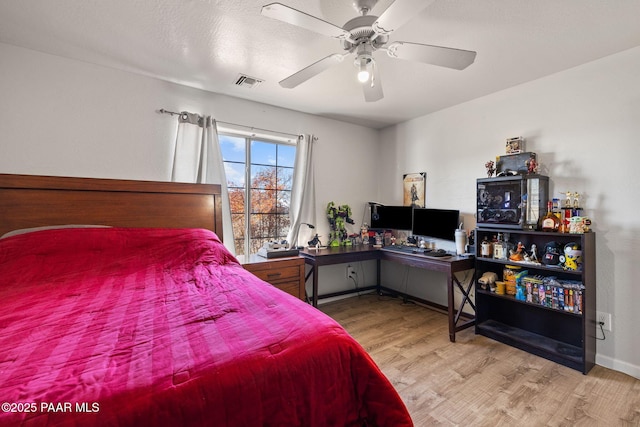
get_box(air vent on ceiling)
[235,74,264,88]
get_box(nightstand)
[240,254,306,301]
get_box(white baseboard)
[596,354,640,380]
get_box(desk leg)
[309,265,318,308]
[313,266,319,307]
[305,266,318,307]
[448,269,477,342]
[447,275,456,342]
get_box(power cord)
[596,321,606,340]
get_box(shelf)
[475,257,583,277]
[474,228,595,374]
[476,289,583,317]
[477,320,584,371]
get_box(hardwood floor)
[320,294,640,426]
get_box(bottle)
[541,200,560,232]
[552,198,561,220]
[493,233,505,260]
[455,228,467,255]
[480,236,493,258]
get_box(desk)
[300,245,476,342]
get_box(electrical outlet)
[346,265,356,279]
[597,311,612,332]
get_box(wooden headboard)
[0,174,223,239]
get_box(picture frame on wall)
[403,172,426,208]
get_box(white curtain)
[171,112,235,254]
[287,134,316,248]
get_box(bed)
[0,174,413,427]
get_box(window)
[219,133,296,256]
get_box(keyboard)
[382,245,431,255]
[382,246,452,258]
[424,251,451,258]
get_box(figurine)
[526,154,538,174]
[485,160,495,178]
[308,234,322,248]
[478,272,498,290]
[529,244,539,263]
[326,202,355,246]
[508,241,525,262]
[562,242,582,271]
[360,223,369,245]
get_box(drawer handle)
[267,273,282,279]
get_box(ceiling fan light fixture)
[357,57,371,83]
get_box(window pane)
[251,140,277,166]
[277,144,296,168]
[277,166,294,188]
[234,239,245,256]
[251,165,277,189]
[275,213,290,236]
[250,189,277,213]
[277,191,291,214]
[220,135,246,162]
[228,188,245,215]
[231,213,245,238]
[249,238,264,254]
[224,162,245,187]
[250,213,279,239]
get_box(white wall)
[0,42,379,297]
[379,46,640,379]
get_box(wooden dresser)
[240,254,306,301]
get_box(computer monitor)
[370,205,413,231]
[412,208,460,241]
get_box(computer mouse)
[436,249,446,254]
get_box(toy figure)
[509,241,525,262]
[326,202,355,246]
[478,272,498,290]
[360,223,369,245]
[308,234,322,248]
[529,244,539,263]
[485,160,495,178]
[526,154,538,174]
[561,243,582,271]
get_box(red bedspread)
[0,228,412,426]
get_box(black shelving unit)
[474,229,596,374]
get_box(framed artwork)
[403,172,426,208]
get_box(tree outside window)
[220,134,296,256]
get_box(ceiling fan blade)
[279,54,345,88]
[373,0,435,36]
[261,3,349,39]
[363,63,383,102]
[387,41,477,70]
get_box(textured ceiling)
[2,0,640,129]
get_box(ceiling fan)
[261,0,477,102]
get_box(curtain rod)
[157,108,307,141]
